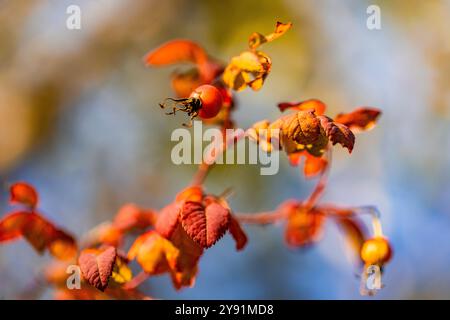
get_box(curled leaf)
[223,51,271,91]
[248,21,292,49]
[319,116,355,153]
[9,182,38,208]
[228,215,247,251]
[0,211,77,261]
[79,246,117,291]
[334,108,381,133]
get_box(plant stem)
[303,147,332,210]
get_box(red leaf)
[334,108,381,132]
[180,201,230,248]
[0,211,29,242]
[155,202,181,239]
[9,182,38,208]
[144,40,208,67]
[0,211,77,261]
[112,204,156,232]
[79,246,117,291]
[228,215,247,251]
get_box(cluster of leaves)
[0,22,392,299]
[0,182,77,261]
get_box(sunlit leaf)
[9,182,38,208]
[128,231,179,275]
[180,199,230,248]
[278,99,326,115]
[248,21,292,49]
[144,40,208,66]
[79,246,117,292]
[334,108,381,133]
[228,215,247,251]
[0,211,77,261]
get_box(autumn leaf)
[228,215,247,251]
[171,68,203,98]
[334,108,381,133]
[223,51,271,91]
[155,202,181,239]
[168,223,203,289]
[112,203,156,233]
[144,40,208,66]
[9,182,38,208]
[128,231,179,275]
[79,246,117,291]
[303,153,328,178]
[111,254,133,284]
[319,116,355,153]
[180,199,231,248]
[0,211,77,261]
[145,40,223,97]
[248,21,292,49]
[0,211,29,242]
[278,99,326,115]
[272,110,322,145]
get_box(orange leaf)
[144,39,208,66]
[0,211,29,242]
[278,99,326,115]
[128,231,179,275]
[334,108,381,133]
[248,21,292,49]
[112,204,156,233]
[9,182,38,208]
[180,200,230,248]
[228,215,247,251]
[0,211,77,261]
[304,153,328,178]
[79,246,117,291]
[168,223,203,289]
[155,202,181,239]
[171,68,203,98]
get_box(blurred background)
[1,0,450,299]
